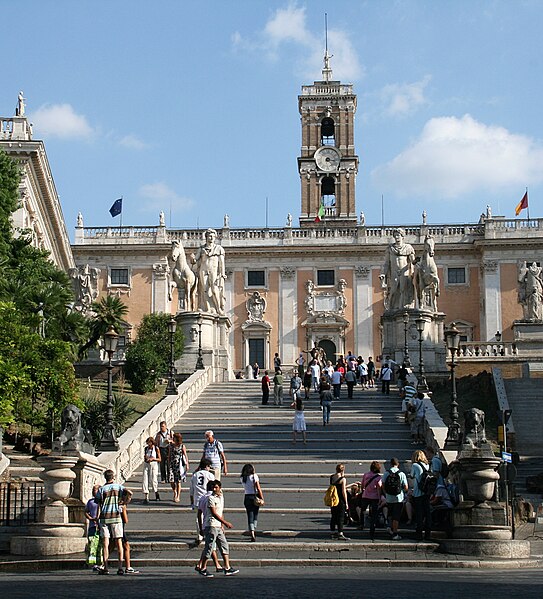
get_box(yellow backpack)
[324,483,339,507]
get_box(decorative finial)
[422,210,427,225]
[322,13,333,82]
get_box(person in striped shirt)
[95,469,133,575]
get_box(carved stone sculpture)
[518,261,543,321]
[54,404,94,453]
[223,214,230,228]
[159,211,165,227]
[246,291,266,322]
[286,213,292,227]
[70,264,100,314]
[169,239,197,312]
[16,91,25,117]
[382,228,416,311]
[462,407,487,447]
[414,234,440,311]
[191,228,226,315]
[76,212,83,228]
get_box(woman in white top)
[142,436,161,504]
[240,463,264,541]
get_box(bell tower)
[298,50,359,227]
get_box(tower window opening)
[321,176,336,206]
[321,117,335,146]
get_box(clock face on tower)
[314,146,341,172]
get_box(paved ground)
[1,566,543,599]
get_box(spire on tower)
[322,13,333,82]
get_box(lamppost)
[415,316,428,391]
[402,311,411,367]
[195,313,204,370]
[97,325,119,452]
[444,322,461,447]
[166,316,177,394]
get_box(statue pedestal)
[513,321,543,356]
[10,454,86,556]
[381,309,447,372]
[174,311,232,379]
[440,442,530,558]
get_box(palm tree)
[78,295,129,359]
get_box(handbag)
[254,495,265,507]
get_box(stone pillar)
[152,262,170,313]
[280,267,297,365]
[481,259,501,341]
[354,265,372,358]
[10,454,87,556]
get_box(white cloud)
[139,182,194,212]
[118,134,147,150]
[381,75,431,117]
[372,114,543,198]
[233,4,362,81]
[31,103,94,139]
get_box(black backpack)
[384,470,402,495]
[418,463,438,495]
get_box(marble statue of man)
[192,228,226,314]
[382,228,416,311]
[16,91,25,117]
[159,211,165,227]
[519,261,543,321]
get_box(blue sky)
[2,1,542,237]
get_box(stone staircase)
[504,378,543,499]
[123,379,440,566]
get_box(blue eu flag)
[109,198,122,217]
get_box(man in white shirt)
[190,459,215,543]
[201,430,228,480]
[310,360,321,392]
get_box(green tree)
[0,150,20,260]
[79,295,128,359]
[124,313,183,394]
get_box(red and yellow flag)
[515,191,528,216]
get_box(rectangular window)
[447,267,466,284]
[110,268,129,285]
[317,269,335,286]
[247,270,266,287]
[248,338,264,367]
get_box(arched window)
[321,176,336,206]
[321,117,335,146]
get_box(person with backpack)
[380,363,392,395]
[202,430,228,480]
[358,461,383,540]
[381,457,408,540]
[367,357,376,388]
[408,392,427,444]
[328,463,350,540]
[410,449,433,541]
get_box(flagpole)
[526,187,530,221]
[119,195,123,238]
[265,196,269,229]
[381,194,384,228]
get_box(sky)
[2,0,542,238]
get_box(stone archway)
[318,339,336,364]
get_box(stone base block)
[10,535,87,556]
[26,523,85,538]
[452,525,511,540]
[440,538,530,558]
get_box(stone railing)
[456,342,518,359]
[74,217,543,248]
[85,367,213,500]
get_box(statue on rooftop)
[15,91,26,117]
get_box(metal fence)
[0,482,45,526]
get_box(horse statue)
[414,234,440,311]
[169,239,198,311]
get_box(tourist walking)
[320,383,333,426]
[295,352,305,377]
[261,370,271,405]
[190,458,215,544]
[95,469,133,575]
[382,457,408,540]
[410,449,432,540]
[359,461,383,540]
[273,352,282,372]
[240,463,265,541]
[302,368,312,399]
[291,395,307,444]
[142,436,161,503]
[329,464,349,540]
[358,359,368,389]
[367,357,376,388]
[310,359,321,392]
[154,421,173,483]
[168,432,189,503]
[273,369,284,405]
[202,430,228,480]
[331,366,342,399]
[380,363,392,395]
[197,480,239,577]
[345,368,357,398]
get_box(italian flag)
[515,191,528,216]
[314,204,325,223]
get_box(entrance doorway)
[248,338,265,368]
[318,339,336,364]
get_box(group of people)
[328,446,456,541]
